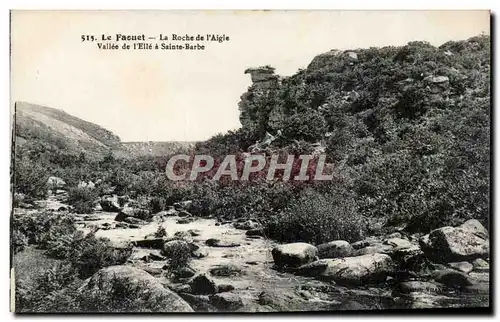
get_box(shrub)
[67,186,98,214]
[15,262,80,313]
[149,196,166,214]
[12,212,76,247]
[265,189,367,244]
[167,246,191,274]
[77,276,173,312]
[154,226,167,238]
[12,230,28,254]
[133,208,153,222]
[13,156,49,200]
[69,232,132,279]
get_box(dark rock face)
[189,274,218,295]
[134,237,167,249]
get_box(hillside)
[122,141,196,157]
[14,102,123,159]
[201,35,491,231]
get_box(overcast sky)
[11,10,490,142]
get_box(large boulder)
[296,253,394,285]
[317,240,353,259]
[271,243,318,269]
[101,195,121,212]
[421,221,489,263]
[78,265,193,312]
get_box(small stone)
[205,238,240,248]
[209,263,242,277]
[448,261,473,274]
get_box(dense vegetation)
[13,35,490,245]
[198,35,491,235]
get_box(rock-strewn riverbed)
[64,202,489,312]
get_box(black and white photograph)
[9,9,491,313]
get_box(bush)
[154,226,167,238]
[15,262,81,313]
[12,230,28,254]
[149,196,166,214]
[67,186,98,214]
[12,212,76,247]
[69,232,132,279]
[133,208,153,222]
[265,189,367,244]
[13,156,49,200]
[166,245,191,274]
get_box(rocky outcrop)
[78,265,193,312]
[244,66,279,88]
[272,243,318,269]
